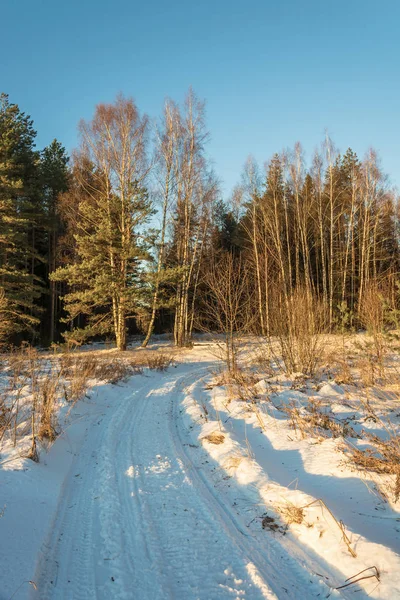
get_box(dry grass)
[357,354,379,387]
[141,350,174,371]
[37,372,61,441]
[223,455,244,470]
[202,431,225,445]
[209,367,258,389]
[207,367,263,413]
[276,502,305,525]
[336,566,380,591]
[251,344,275,375]
[343,433,400,502]
[359,282,388,366]
[281,399,358,441]
[283,498,357,558]
[60,349,174,401]
[0,345,176,461]
[274,335,400,503]
[0,400,13,444]
[331,356,354,385]
[98,360,137,385]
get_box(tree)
[39,139,70,343]
[211,199,241,255]
[0,93,42,343]
[240,156,266,334]
[169,88,215,347]
[52,95,151,350]
[142,99,179,347]
[202,253,250,375]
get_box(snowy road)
[32,358,329,600]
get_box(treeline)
[0,90,398,349]
[237,144,399,335]
[0,93,69,345]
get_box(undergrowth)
[0,347,175,462]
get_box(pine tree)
[39,139,70,343]
[0,93,42,343]
[52,96,152,350]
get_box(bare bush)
[268,287,326,375]
[201,253,252,376]
[143,351,174,371]
[359,281,388,367]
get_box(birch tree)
[52,95,151,350]
[171,89,214,347]
[142,100,179,347]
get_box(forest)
[1,89,398,352]
[3,88,400,600]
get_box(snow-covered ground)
[1,341,399,599]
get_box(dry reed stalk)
[302,498,356,558]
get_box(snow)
[0,341,399,598]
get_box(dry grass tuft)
[223,455,243,470]
[202,431,225,445]
[123,349,175,372]
[277,502,305,525]
[144,351,174,371]
[0,400,12,442]
[296,498,357,558]
[100,360,136,384]
[210,367,258,389]
[357,356,377,387]
[331,356,354,385]
[282,399,358,440]
[37,373,61,441]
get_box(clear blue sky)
[2,0,399,195]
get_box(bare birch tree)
[142,99,178,347]
[172,88,213,347]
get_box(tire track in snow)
[35,413,101,599]
[169,370,332,600]
[124,369,271,600]
[34,380,151,599]
[115,387,168,599]
[33,363,332,600]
